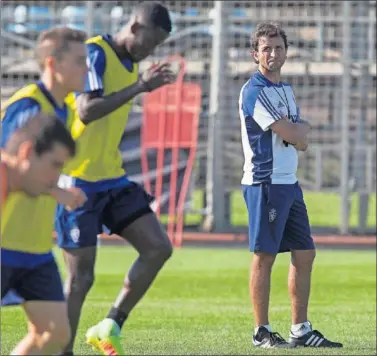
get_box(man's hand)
[139,62,176,92]
[294,136,309,151]
[297,118,312,131]
[292,118,310,151]
[279,116,310,148]
[283,135,309,150]
[50,187,87,211]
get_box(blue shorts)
[1,259,65,302]
[56,182,154,249]
[242,182,315,255]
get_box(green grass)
[1,247,376,355]
[231,191,377,228]
[162,191,376,229]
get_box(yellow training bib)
[64,35,139,181]
[1,84,74,253]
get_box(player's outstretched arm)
[76,82,145,125]
[77,62,174,125]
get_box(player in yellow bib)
[1,114,76,208]
[1,27,87,355]
[55,2,176,355]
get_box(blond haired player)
[1,27,88,355]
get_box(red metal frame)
[141,55,201,247]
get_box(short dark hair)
[6,113,76,157]
[250,22,288,51]
[35,26,87,70]
[135,1,172,33]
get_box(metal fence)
[1,1,376,234]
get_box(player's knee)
[30,315,71,352]
[253,252,276,269]
[49,319,71,350]
[26,331,41,348]
[163,237,174,260]
[68,270,95,295]
[291,249,316,269]
[155,243,173,265]
[146,239,173,267]
[159,236,173,262]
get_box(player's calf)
[27,302,71,355]
[289,249,316,325]
[38,321,71,355]
[17,301,71,355]
[62,247,96,353]
[65,265,95,300]
[107,232,173,323]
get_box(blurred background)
[1,0,376,240]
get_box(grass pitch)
[176,191,377,229]
[1,247,376,355]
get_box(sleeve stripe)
[259,90,282,119]
[258,91,281,121]
[17,105,40,127]
[86,56,103,91]
[1,99,41,147]
[287,85,297,104]
[238,82,249,118]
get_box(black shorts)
[1,258,65,302]
[56,182,154,249]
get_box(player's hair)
[134,1,172,33]
[250,22,289,51]
[5,113,76,157]
[35,26,87,70]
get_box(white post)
[340,1,352,234]
[368,1,376,62]
[316,21,324,62]
[85,1,95,37]
[204,1,228,232]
